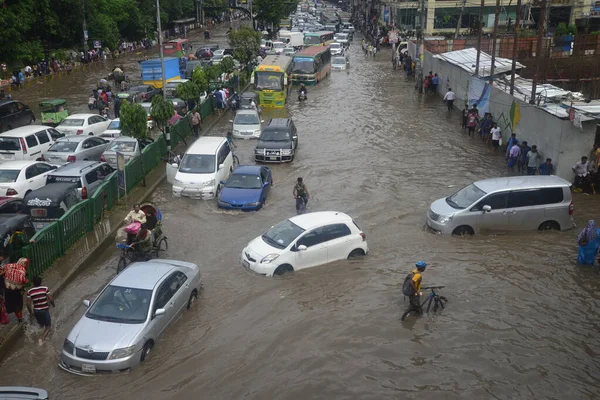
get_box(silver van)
[426,176,574,235]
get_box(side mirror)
[261,120,265,123]
[229,120,233,123]
[219,180,226,185]
[263,181,270,187]
[171,163,178,168]
[297,244,307,251]
[218,163,224,171]
[83,299,90,307]
[154,308,166,317]
[482,205,492,212]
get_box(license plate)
[81,364,96,373]
[242,260,250,268]
[268,157,277,160]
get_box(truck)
[279,30,304,48]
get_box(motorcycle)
[298,89,307,102]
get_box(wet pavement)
[1,29,600,400]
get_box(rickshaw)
[116,202,168,273]
[22,183,81,232]
[39,99,68,126]
[0,214,36,261]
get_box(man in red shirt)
[27,276,55,344]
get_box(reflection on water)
[1,25,600,400]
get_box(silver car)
[231,109,263,139]
[59,260,202,375]
[101,137,142,168]
[42,136,109,164]
[426,175,574,235]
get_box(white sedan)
[241,211,369,276]
[0,160,57,198]
[56,114,111,136]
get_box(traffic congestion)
[0,1,599,399]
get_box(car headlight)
[438,215,453,224]
[246,201,261,207]
[254,149,262,154]
[63,339,75,353]
[202,179,216,188]
[174,179,183,185]
[109,345,137,360]
[253,130,261,136]
[217,199,229,206]
[260,253,280,264]
[281,149,293,155]
[233,129,240,135]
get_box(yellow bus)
[251,55,293,108]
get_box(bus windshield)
[293,58,316,74]
[255,72,283,90]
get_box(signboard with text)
[93,40,102,49]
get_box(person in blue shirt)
[431,73,439,94]
[518,141,531,174]
[538,158,554,175]
[505,133,519,158]
[577,220,600,265]
[226,131,235,148]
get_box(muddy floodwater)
[1,25,600,400]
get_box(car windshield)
[212,55,224,61]
[86,285,152,324]
[0,169,20,182]
[261,129,290,142]
[0,137,21,151]
[262,219,305,249]
[109,141,137,153]
[226,173,262,189]
[255,72,283,91]
[330,43,341,49]
[179,154,215,174]
[273,42,286,49]
[446,183,487,209]
[58,119,84,127]
[107,120,121,130]
[333,57,346,65]
[234,113,260,125]
[48,141,78,152]
[293,58,316,74]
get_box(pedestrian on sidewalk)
[443,88,455,111]
[526,145,541,175]
[431,73,439,94]
[507,141,521,172]
[0,257,29,323]
[505,133,519,158]
[539,158,554,175]
[168,109,182,126]
[461,104,469,129]
[490,123,502,151]
[27,276,55,344]
[466,106,479,137]
[191,109,202,138]
[517,141,531,174]
[479,113,493,142]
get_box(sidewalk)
[0,108,227,358]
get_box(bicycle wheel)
[233,154,240,166]
[401,308,420,321]
[117,256,128,274]
[154,237,168,258]
[424,296,434,313]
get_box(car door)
[166,151,179,184]
[260,167,271,200]
[170,271,191,315]
[216,143,230,184]
[293,227,329,270]
[24,134,41,160]
[470,191,509,232]
[291,123,298,149]
[149,277,177,337]
[35,129,52,153]
[506,189,546,230]
[15,102,29,126]
[321,223,353,262]
[24,164,43,194]
[90,138,108,159]
[32,162,56,190]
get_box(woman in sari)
[0,258,29,322]
[577,220,600,265]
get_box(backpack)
[402,272,416,296]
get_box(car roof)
[50,161,103,175]
[186,136,226,154]
[289,211,352,230]
[0,160,43,170]
[56,135,89,143]
[111,261,176,290]
[110,136,137,143]
[0,125,52,137]
[109,118,121,122]
[474,175,571,193]
[233,165,262,175]
[236,109,259,115]
[64,114,98,119]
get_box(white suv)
[241,211,368,276]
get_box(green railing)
[125,156,144,192]
[60,200,93,250]
[24,223,64,279]
[170,114,194,149]
[91,172,116,224]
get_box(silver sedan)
[101,137,142,168]
[59,260,202,375]
[42,136,109,164]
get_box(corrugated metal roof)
[433,47,524,77]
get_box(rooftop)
[112,262,175,290]
[474,175,571,193]
[433,47,525,77]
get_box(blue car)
[217,166,272,211]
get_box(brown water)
[1,26,600,400]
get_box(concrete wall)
[422,50,597,181]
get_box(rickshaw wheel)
[155,237,168,258]
[117,257,128,274]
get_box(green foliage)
[120,101,149,139]
[192,67,209,92]
[228,27,262,65]
[519,29,537,38]
[176,81,201,102]
[204,64,222,83]
[150,95,174,133]
[219,57,235,74]
[253,0,299,27]
[567,24,578,36]
[555,23,568,37]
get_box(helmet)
[415,261,427,270]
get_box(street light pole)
[156,0,167,99]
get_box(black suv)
[0,99,35,133]
[254,118,298,163]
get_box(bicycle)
[401,286,448,321]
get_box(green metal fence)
[125,156,144,192]
[170,114,193,149]
[60,200,93,250]
[24,223,64,279]
[91,172,116,224]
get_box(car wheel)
[452,225,474,236]
[348,249,365,259]
[215,184,221,197]
[29,117,34,124]
[88,132,93,135]
[274,264,294,276]
[538,221,560,231]
[140,341,153,362]
[25,190,32,196]
[187,289,198,310]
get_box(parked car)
[23,182,81,231]
[241,211,369,276]
[126,85,161,103]
[0,125,60,162]
[101,137,152,169]
[100,118,122,140]
[426,175,575,235]
[254,118,298,163]
[0,99,35,133]
[42,136,109,164]
[332,56,348,70]
[59,260,202,375]
[230,109,263,139]
[217,166,272,211]
[0,387,49,399]
[46,161,114,199]
[0,161,57,198]
[164,79,190,99]
[55,114,111,136]
[166,137,234,199]
[0,197,24,214]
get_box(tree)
[204,64,222,84]
[228,27,262,66]
[220,57,235,74]
[120,101,149,139]
[176,81,201,110]
[150,95,174,134]
[192,66,209,93]
[253,0,298,28]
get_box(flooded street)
[2,29,600,400]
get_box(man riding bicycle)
[130,223,152,261]
[403,261,427,313]
[292,177,309,213]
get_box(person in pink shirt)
[169,110,182,126]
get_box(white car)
[272,41,287,54]
[332,56,348,71]
[100,118,122,140]
[241,211,369,276]
[329,42,344,56]
[56,114,111,136]
[231,109,263,139]
[334,33,350,46]
[0,160,57,198]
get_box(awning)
[433,47,524,77]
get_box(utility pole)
[156,0,167,97]
[530,0,548,104]
[509,0,522,95]
[489,0,500,84]
[455,0,467,39]
[196,0,200,25]
[417,0,426,93]
[475,0,484,76]
[82,0,89,52]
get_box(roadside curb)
[0,104,231,358]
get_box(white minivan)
[166,137,234,199]
[0,125,61,163]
